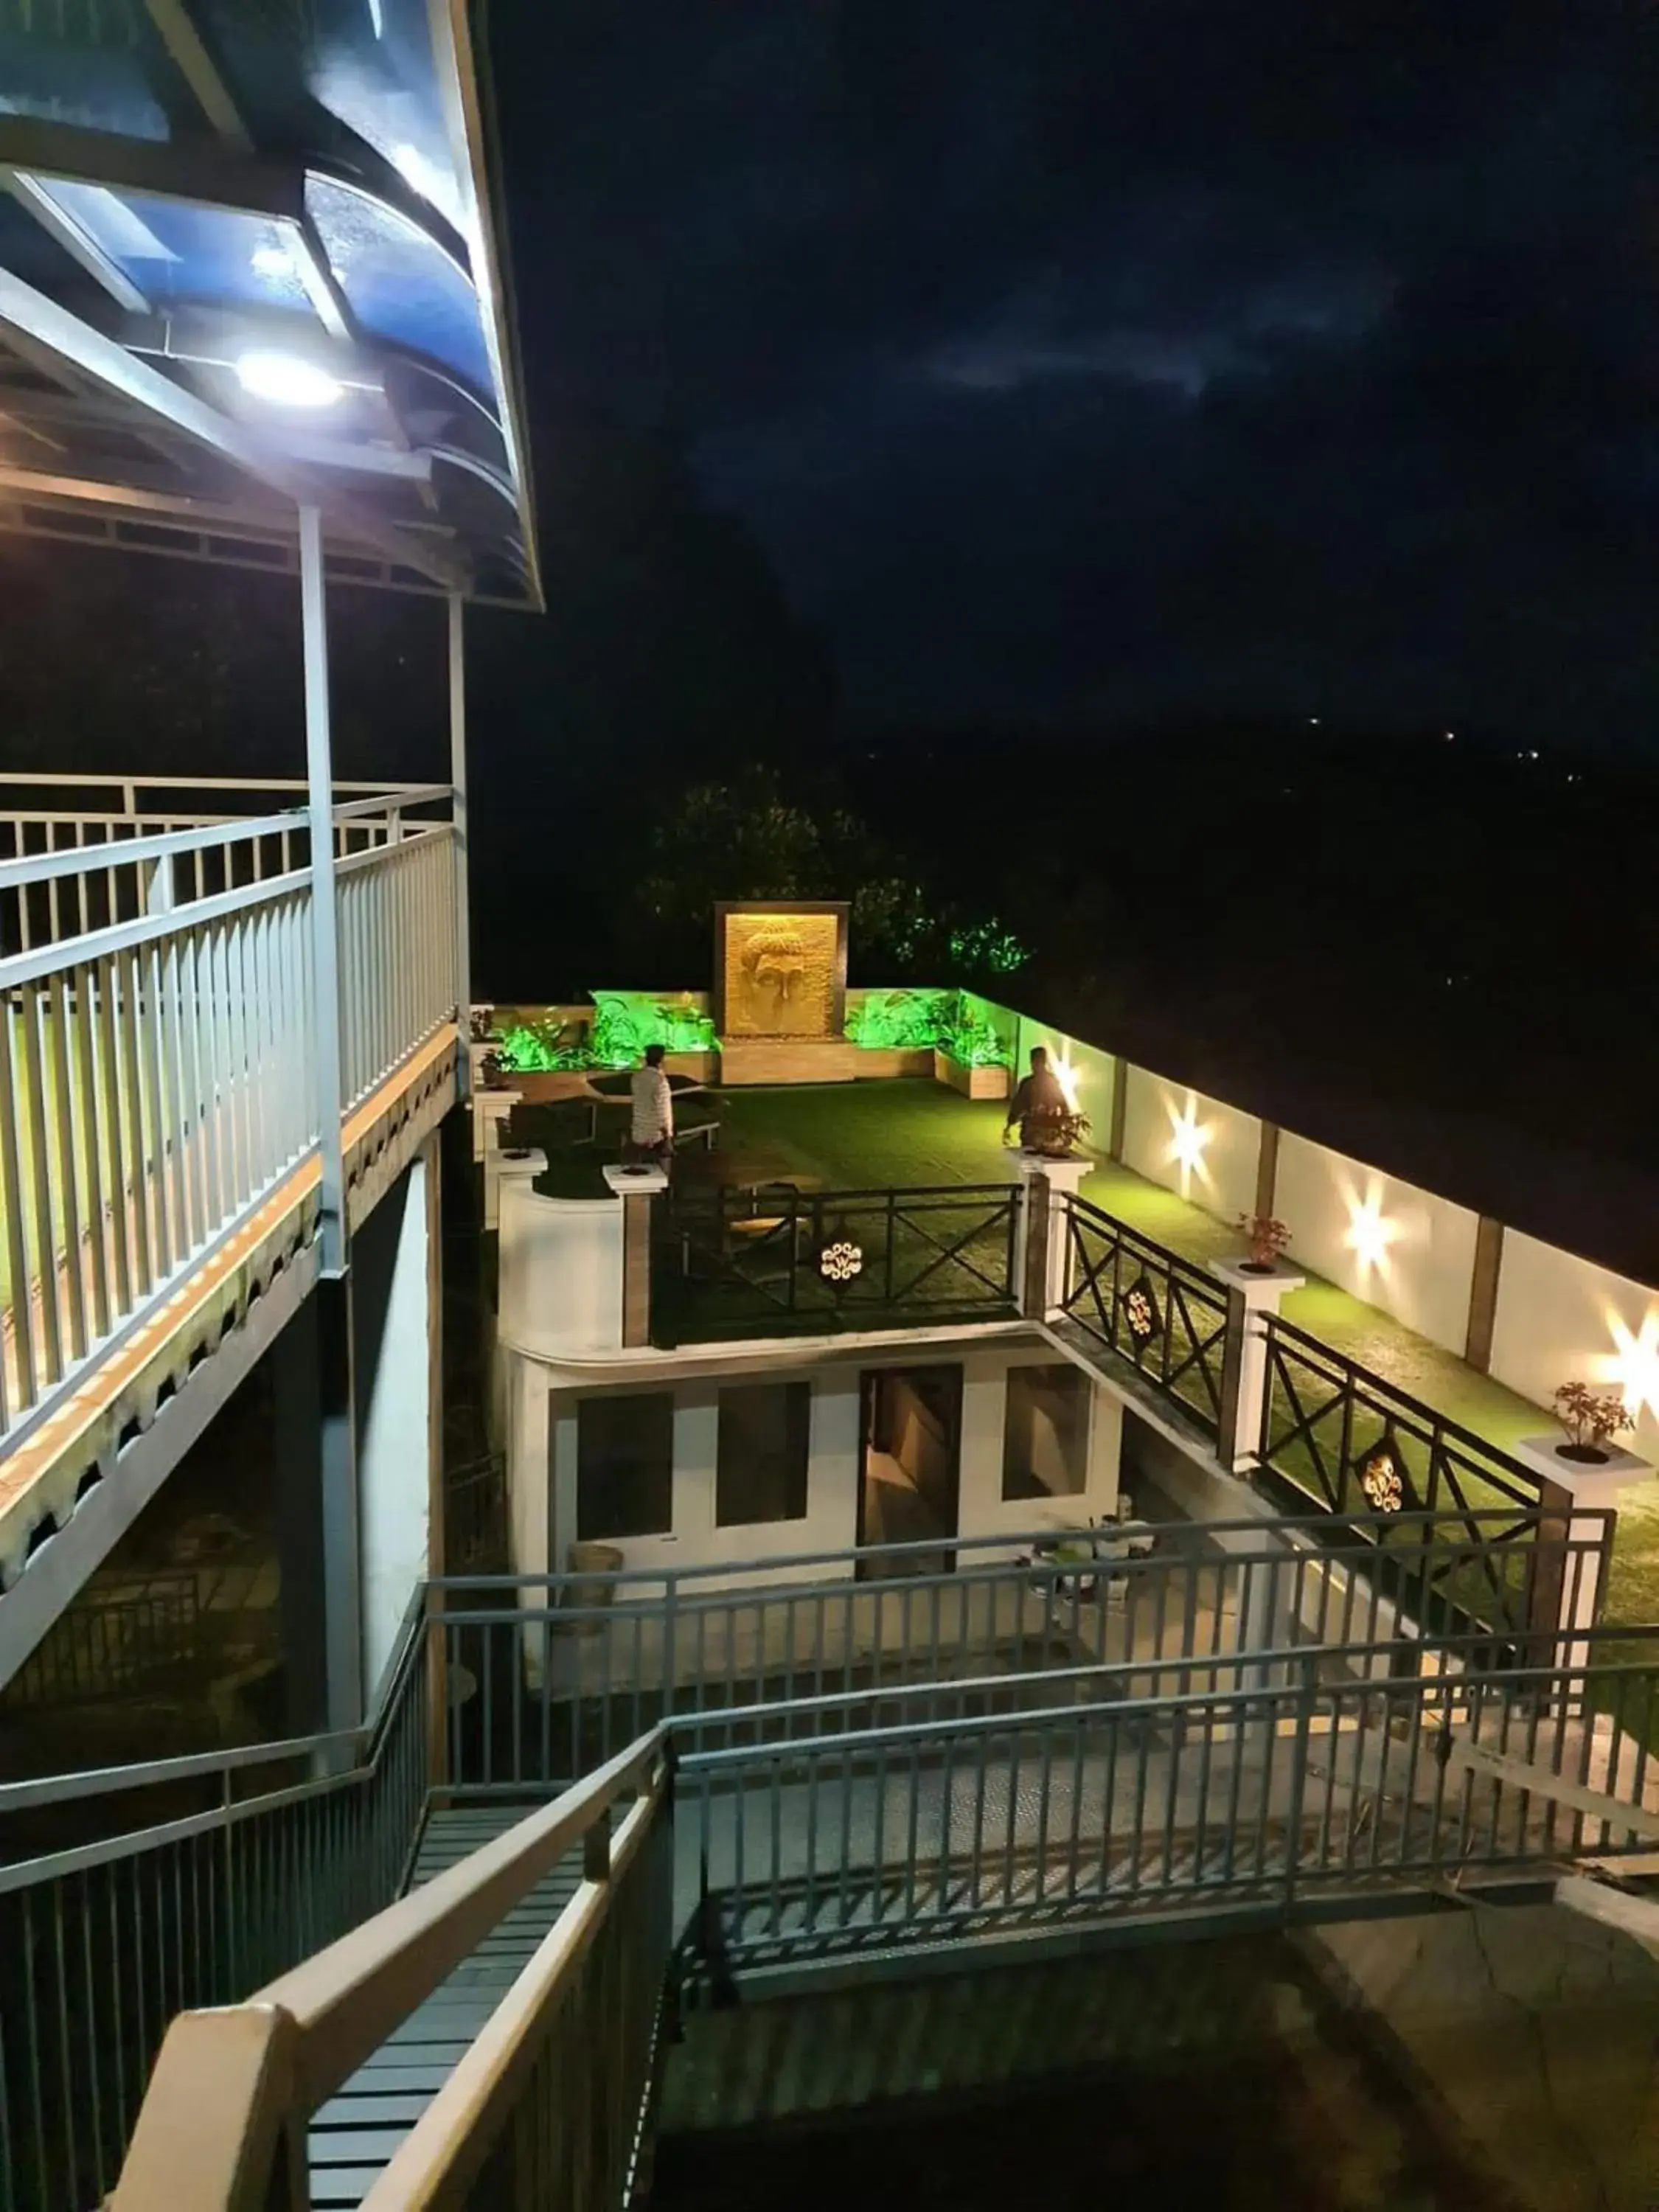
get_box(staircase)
[308,1806,582,2208]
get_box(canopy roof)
[0,0,538,605]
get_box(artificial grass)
[668,1081,1659,1631]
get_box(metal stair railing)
[111,1731,673,2212]
[0,1594,431,2212]
[679,1638,1659,1976]
[104,1633,1659,2212]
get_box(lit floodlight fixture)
[235,349,344,408]
[1166,1095,1211,1183]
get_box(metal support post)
[448,591,473,1090]
[300,504,348,1276]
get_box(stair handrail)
[110,1727,669,2212]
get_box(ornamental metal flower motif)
[819,1240,863,1284]
[1121,1273,1161,1349]
[1357,1444,1404,1513]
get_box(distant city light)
[235,350,344,408]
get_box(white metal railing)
[0,783,458,1451]
[0,774,449,956]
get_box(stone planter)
[934,1049,1010,1101]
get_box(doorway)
[856,1364,963,1577]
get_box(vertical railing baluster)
[46,971,87,1363]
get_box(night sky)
[495,0,1656,742]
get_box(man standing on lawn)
[630,1042,674,1169]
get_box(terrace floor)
[512,1077,1659,1629]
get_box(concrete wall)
[1274,1132,1480,1355]
[498,1183,625,1358]
[1489,1229,1659,1462]
[1121,1064,1261,1220]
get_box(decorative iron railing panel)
[651,1180,1021,1344]
[1255,1314,1557,1635]
[1056,1194,1229,1440]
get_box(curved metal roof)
[0,0,540,605]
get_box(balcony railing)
[650,1180,1022,1346]
[1054,1193,1231,1441]
[0,776,459,1455]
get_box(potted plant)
[1551,1383,1635,1467]
[933,995,1013,1100]
[1020,1102,1093,1160]
[1236,1214,1292,1276]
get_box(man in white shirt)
[629,1043,674,1168]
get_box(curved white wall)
[498,1183,623,1358]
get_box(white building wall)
[516,1343,1124,1585]
[956,1349,1122,1560]
[1489,1230,1659,1464]
[357,1148,435,1705]
[1121,1065,1261,1221]
[1273,1131,1480,1356]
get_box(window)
[717,1381,811,1526]
[1001,1364,1090,1501]
[577,1392,674,1540]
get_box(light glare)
[1604,1312,1659,1428]
[235,350,344,408]
[1343,1188,1397,1274]
[1166,1095,1211,1188]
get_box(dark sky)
[494,0,1657,742]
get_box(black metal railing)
[1055,1194,1230,1441]
[0,1572,201,1713]
[1255,1312,1563,1636]
[651,1181,1022,1344]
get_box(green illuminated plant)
[496,1021,588,1073]
[948,917,1030,976]
[936,995,1015,1069]
[588,991,717,1065]
[844,988,953,1051]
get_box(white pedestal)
[601,1164,669,1197]
[1011,1151,1092,1317]
[472,1085,521,1164]
[484,1144,546,1231]
[1512,1436,1652,1670]
[1209,1257,1306,1472]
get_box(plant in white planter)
[1551,1382,1635,1466]
[1020,1102,1093,1160]
[1236,1213,1292,1275]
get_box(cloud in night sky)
[496,0,1659,740]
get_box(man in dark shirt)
[1004,1046,1068,1150]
